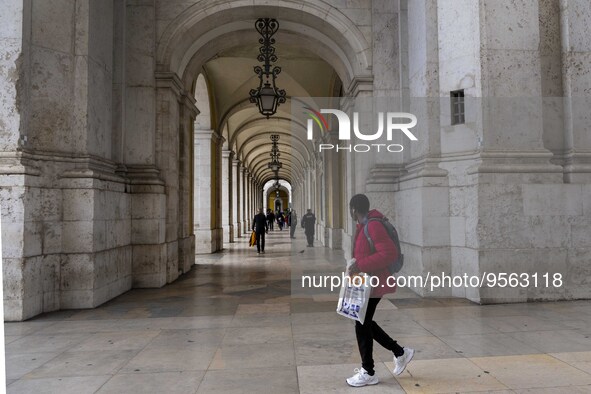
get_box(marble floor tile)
[506,330,591,353]
[371,317,437,338]
[5,352,61,380]
[514,386,591,393]
[294,337,361,366]
[97,371,205,394]
[291,311,346,326]
[560,319,591,330]
[147,328,226,348]
[147,316,235,330]
[395,306,474,320]
[209,342,295,370]
[235,302,290,315]
[415,317,499,336]
[229,313,292,328]
[292,322,357,343]
[33,319,152,335]
[63,307,151,321]
[550,351,591,374]
[221,325,292,345]
[6,333,90,354]
[470,354,591,389]
[7,375,111,394]
[375,335,462,361]
[311,293,340,302]
[448,304,531,318]
[439,333,541,358]
[197,367,298,393]
[386,357,508,393]
[455,391,515,394]
[4,335,23,345]
[68,330,161,352]
[481,315,570,332]
[297,362,405,393]
[291,300,338,313]
[120,346,217,373]
[4,321,58,336]
[25,350,138,378]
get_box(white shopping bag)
[336,273,371,324]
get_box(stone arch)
[157,0,371,86]
[263,180,292,212]
[194,73,211,130]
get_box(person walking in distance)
[252,208,268,254]
[266,210,275,231]
[277,211,285,231]
[289,209,298,239]
[345,194,414,387]
[301,209,316,247]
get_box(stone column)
[232,159,241,238]
[246,172,252,231]
[325,146,343,250]
[194,129,222,254]
[1,0,35,321]
[252,180,256,218]
[388,0,450,298]
[560,0,591,183]
[241,168,247,233]
[221,149,234,243]
[179,95,197,273]
[155,74,185,283]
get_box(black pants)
[305,231,314,246]
[355,298,404,375]
[268,221,274,230]
[255,231,265,252]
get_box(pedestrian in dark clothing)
[252,208,268,254]
[301,209,316,247]
[289,210,298,239]
[277,212,285,230]
[345,194,414,387]
[266,210,275,231]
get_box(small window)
[451,90,465,125]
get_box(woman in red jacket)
[346,194,415,387]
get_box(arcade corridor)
[4,231,591,393]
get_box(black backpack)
[362,217,404,274]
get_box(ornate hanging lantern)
[249,18,286,118]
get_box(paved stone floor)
[4,230,591,393]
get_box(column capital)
[212,130,225,145]
[155,72,184,101]
[232,158,240,167]
[222,149,234,159]
[194,129,225,145]
[194,129,214,141]
[345,76,374,98]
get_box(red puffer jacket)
[353,209,398,298]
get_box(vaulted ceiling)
[197,40,341,185]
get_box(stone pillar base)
[178,235,195,273]
[166,240,180,283]
[326,228,343,250]
[132,243,167,288]
[223,224,234,244]
[195,228,223,254]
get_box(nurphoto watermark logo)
[303,107,418,153]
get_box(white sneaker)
[393,347,414,376]
[346,367,379,387]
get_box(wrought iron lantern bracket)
[249,18,286,118]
